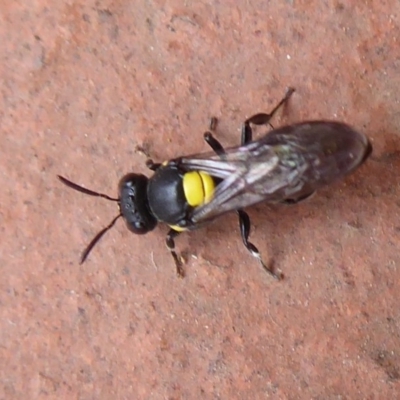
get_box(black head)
[58,173,157,264]
[118,173,157,234]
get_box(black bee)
[58,88,372,279]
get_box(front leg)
[165,228,185,277]
[145,159,162,171]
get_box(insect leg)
[203,118,279,277]
[166,229,185,277]
[203,132,225,155]
[145,159,161,171]
[203,117,226,155]
[202,111,285,279]
[281,191,315,205]
[237,210,283,280]
[241,87,295,144]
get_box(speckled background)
[1,1,400,399]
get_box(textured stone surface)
[1,1,400,398]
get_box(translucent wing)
[179,121,371,224]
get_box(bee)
[58,88,372,279]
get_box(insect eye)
[118,173,158,235]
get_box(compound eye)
[118,173,157,235]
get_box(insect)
[58,88,372,279]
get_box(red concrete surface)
[1,1,400,399]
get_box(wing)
[179,121,371,224]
